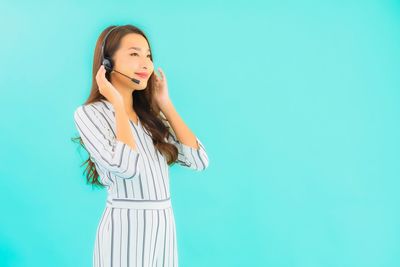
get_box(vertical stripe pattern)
[93,206,178,267]
[73,99,209,267]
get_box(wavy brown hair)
[72,24,179,188]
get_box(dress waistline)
[106,197,172,210]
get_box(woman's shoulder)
[93,99,115,113]
[73,100,114,123]
[74,99,112,113]
[73,102,95,118]
[73,101,116,133]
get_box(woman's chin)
[134,83,148,90]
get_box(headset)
[101,26,141,84]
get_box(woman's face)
[111,33,154,90]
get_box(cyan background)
[1,0,399,266]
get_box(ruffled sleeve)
[73,104,141,179]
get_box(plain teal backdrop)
[1,0,399,266]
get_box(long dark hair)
[72,24,179,188]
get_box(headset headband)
[101,26,120,60]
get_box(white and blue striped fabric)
[73,99,209,267]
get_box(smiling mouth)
[134,73,149,78]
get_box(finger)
[97,68,104,80]
[158,68,166,80]
[101,66,107,77]
[97,65,104,79]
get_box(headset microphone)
[112,69,142,84]
[101,26,141,85]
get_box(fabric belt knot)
[106,197,172,210]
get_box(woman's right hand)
[95,65,123,106]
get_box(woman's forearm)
[161,100,199,149]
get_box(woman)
[73,24,209,267]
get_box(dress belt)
[106,197,172,210]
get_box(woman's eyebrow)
[128,46,151,52]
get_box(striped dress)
[73,99,209,267]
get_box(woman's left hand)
[153,67,171,111]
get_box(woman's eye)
[129,53,152,58]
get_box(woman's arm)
[153,67,209,170]
[73,103,141,179]
[160,100,209,171]
[160,100,198,149]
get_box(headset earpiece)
[102,57,113,73]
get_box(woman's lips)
[134,72,149,78]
